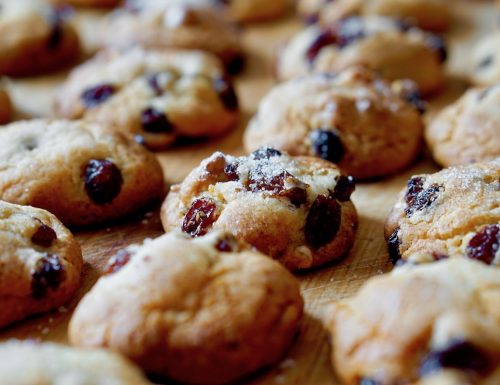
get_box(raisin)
[388,227,401,264]
[477,55,493,70]
[213,76,239,111]
[280,186,308,207]
[466,225,499,265]
[426,34,447,63]
[420,340,491,377]
[84,159,123,205]
[336,18,366,48]
[225,55,245,75]
[224,162,240,181]
[31,220,57,248]
[306,29,338,63]
[405,176,424,205]
[215,239,233,252]
[404,177,443,216]
[81,84,115,108]
[182,198,218,237]
[104,249,131,275]
[305,195,342,249]
[251,147,282,160]
[32,254,65,299]
[146,73,165,96]
[393,80,426,114]
[141,107,174,133]
[47,21,62,49]
[310,129,345,163]
[331,175,355,202]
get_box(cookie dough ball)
[323,258,500,385]
[471,32,500,86]
[0,0,80,77]
[100,0,244,74]
[426,85,500,167]
[69,231,303,385]
[0,341,151,384]
[277,16,446,95]
[0,119,165,227]
[385,158,500,266]
[161,149,358,270]
[0,86,12,125]
[54,48,239,151]
[0,201,82,328]
[245,66,424,179]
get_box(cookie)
[0,119,165,227]
[0,341,151,384]
[385,158,500,266]
[48,0,121,7]
[54,48,239,151]
[0,0,80,77]
[299,0,451,32]
[69,231,303,385]
[0,86,12,125]
[471,31,500,86]
[100,0,245,74]
[161,149,358,270]
[0,201,82,328]
[426,85,500,167]
[277,16,446,95]
[244,66,424,179]
[323,258,500,385]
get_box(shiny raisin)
[81,84,115,108]
[182,198,218,237]
[310,129,344,163]
[146,73,165,96]
[141,107,174,133]
[31,220,57,248]
[224,162,240,181]
[213,76,239,111]
[466,225,499,265]
[306,29,338,62]
[331,175,355,202]
[225,55,245,75]
[405,177,443,216]
[32,254,65,299]
[251,147,282,160]
[84,159,123,205]
[305,195,342,249]
[388,227,401,264]
[426,34,447,63]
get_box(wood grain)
[0,2,496,384]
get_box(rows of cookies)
[0,0,499,385]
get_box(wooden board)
[0,2,497,384]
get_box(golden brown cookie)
[0,0,80,77]
[100,0,245,74]
[161,149,358,271]
[277,16,446,95]
[385,158,500,266]
[0,201,82,328]
[244,67,424,179]
[0,341,151,384]
[470,31,500,86]
[69,231,303,385]
[426,85,500,167]
[54,48,239,151]
[0,86,12,125]
[323,258,500,385]
[0,119,165,227]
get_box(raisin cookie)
[426,85,500,167]
[0,86,12,125]
[0,119,165,227]
[0,201,82,328]
[69,231,303,385]
[244,67,424,179]
[54,48,239,150]
[385,158,500,266]
[0,0,80,77]
[299,0,451,32]
[323,258,500,385]
[0,341,151,384]
[161,149,358,270]
[277,16,446,95]
[471,32,500,86]
[100,0,244,74]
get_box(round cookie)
[0,119,165,227]
[471,32,500,86]
[48,0,121,7]
[100,0,244,74]
[0,201,82,329]
[244,66,424,179]
[161,149,358,271]
[0,341,151,384]
[277,16,446,95]
[426,85,500,167]
[0,86,12,125]
[0,0,80,77]
[384,158,500,266]
[69,231,303,385]
[323,258,500,385]
[54,48,239,151]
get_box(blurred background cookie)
[69,231,303,385]
[245,66,424,179]
[0,86,12,124]
[0,201,82,328]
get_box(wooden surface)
[0,2,497,384]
